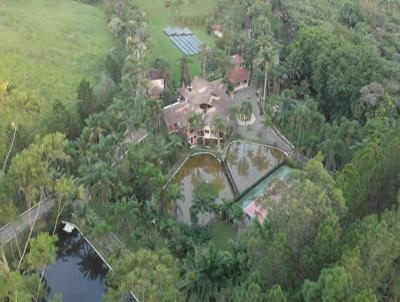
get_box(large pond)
[225,142,285,193]
[173,154,233,225]
[43,224,108,302]
[172,142,286,225]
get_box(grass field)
[135,0,217,82]
[0,0,114,104]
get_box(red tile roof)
[244,200,269,224]
[229,67,251,84]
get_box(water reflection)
[173,154,233,225]
[172,143,285,225]
[43,225,108,302]
[225,142,285,193]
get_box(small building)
[147,79,165,100]
[147,69,165,100]
[212,24,223,38]
[240,165,293,225]
[229,54,251,91]
[163,76,232,146]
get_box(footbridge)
[221,159,240,197]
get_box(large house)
[163,76,232,146]
[229,54,251,91]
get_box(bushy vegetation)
[1,0,400,301]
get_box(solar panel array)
[163,27,203,55]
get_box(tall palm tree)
[239,101,253,121]
[152,139,170,166]
[108,197,140,232]
[167,134,184,162]
[254,38,278,114]
[180,55,192,86]
[144,98,163,133]
[212,116,226,150]
[162,183,183,215]
[198,43,209,79]
[85,114,106,145]
[188,113,203,146]
[2,121,17,172]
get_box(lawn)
[0,0,114,104]
[210,221,236,250]
[135,0,218,82]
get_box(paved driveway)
[231,86,294,153]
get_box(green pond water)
[173,154,233,225]
[172,142,286,225]
[225,142,285,193]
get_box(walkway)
[232,87,294,154]
[115,127,149,161]
[221,159,240,197]
[0,198,55,244]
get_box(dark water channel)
[172,142,286,225]
[43,224,108,302]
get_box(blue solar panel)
[185,36,201,50]
[193,36,203,46]
[182,27,193,35]
[163,27,203,55]
[170,36,190,55]
[176,36,196,54]
[172,37,188,54]
[163,27,174,36]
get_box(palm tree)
[254,38,278,114]
[162,183,183,215]
[229,106,240,128]
[2,121,17,171]
[152,138,170,166]
[190,182,218,225]
[180,55,192,86]
[85,114,106,145]
[108,197,140,231]
[167,134,184,162]
[144,98,163,133]
[199,43,209,78]
[81,159,115,205]
[168,133,184,151]
[181,245,231,301]
[188,113,203,146]
[239,101,253,121]
[212,116,226,150]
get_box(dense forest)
[0,0,400,301]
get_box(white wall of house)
[233,80,249,91]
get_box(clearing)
[135,0,217,82]
[0,0,114,104]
